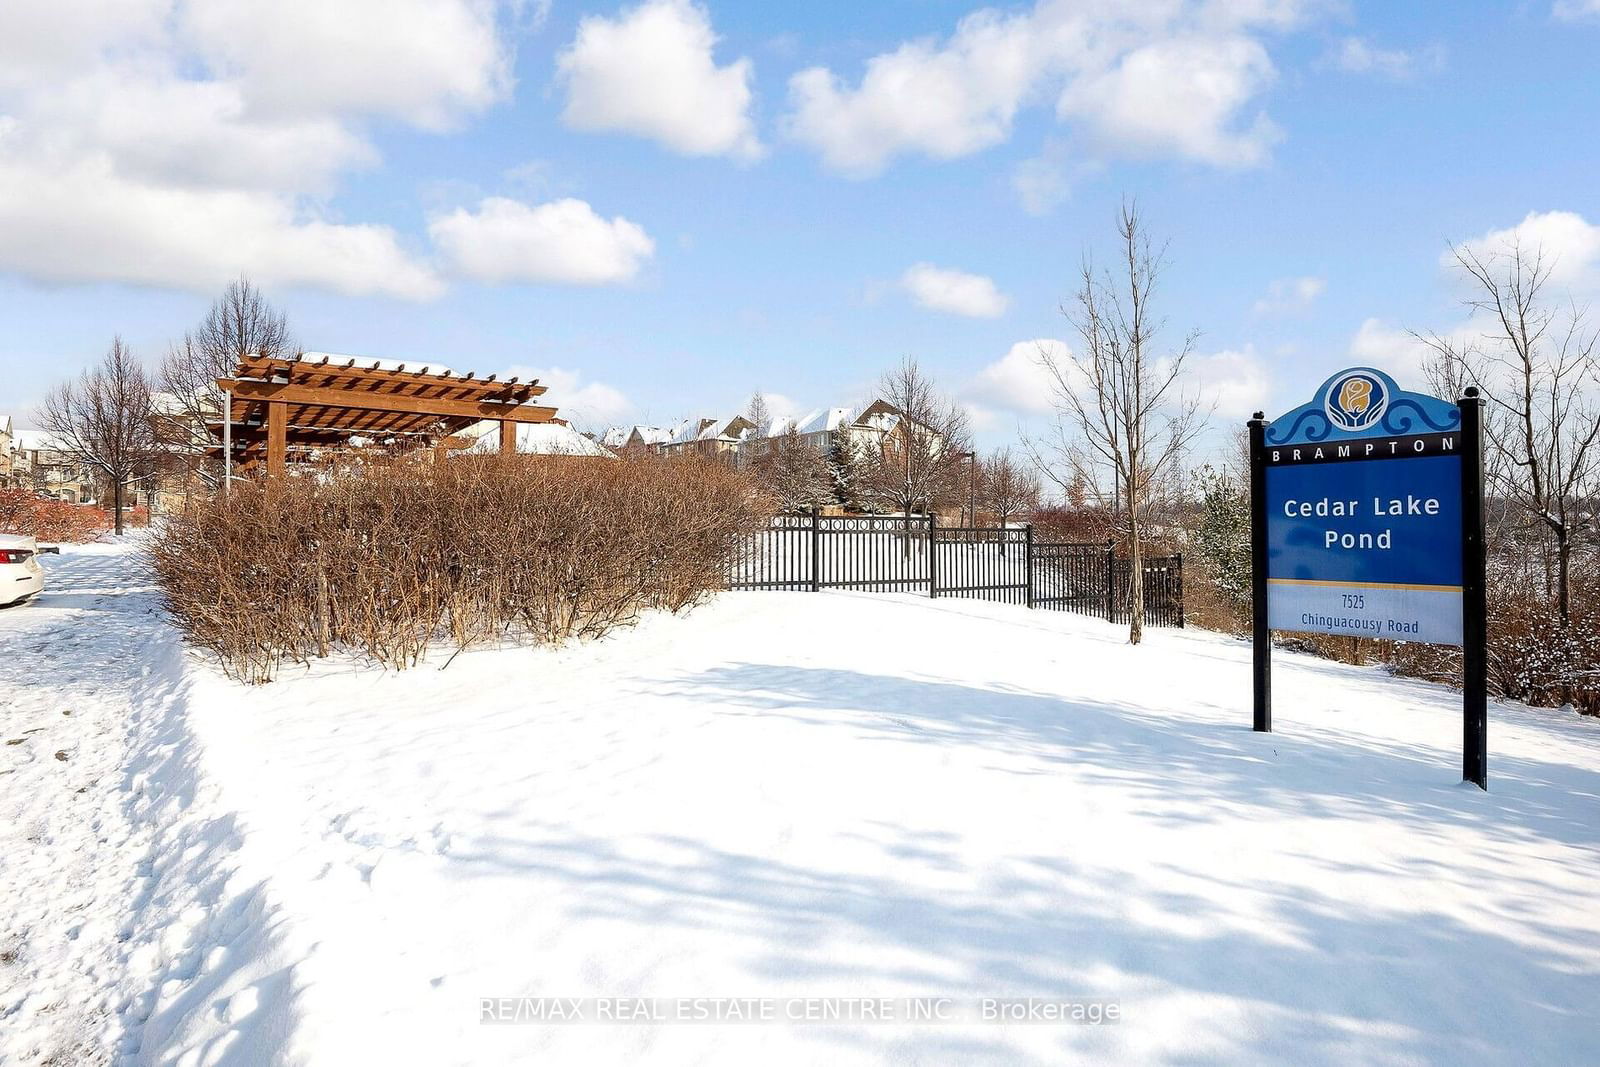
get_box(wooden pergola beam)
[220,379,559,424]
[235,358,547,401]
[267,400,287,479]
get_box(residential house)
[600,424,679,453]
[742,399,913,461]
[11,429,93,502]
[0,415,13,486]
[660,414,756,461]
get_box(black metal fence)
[730,513,1183,627]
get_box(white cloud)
[0,0,517,298]
[1345,210,1600,395]
[180,0,513,131]
[0,150,443,299]
[966,339,1071,415]
[756,392,802,420]
[1013,140,1074,216]
[1189,346,1271,418]
[1349,318,1433,381]
[786,7,1034,177]
[1450,210,1600,291]
[0,0,167,91]
[35,73,376,195]
[557,0,761,160]
[1327,36,1445,79]
[902,263,1009,318]
[430,197,655,286]
[1553,0,1600,21]
[1252,275,1325,315]
[1057,35,1280,167]
[785,0,1314,176]
[504,364,632,425]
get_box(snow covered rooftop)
[11,429,66,452]
[466,420,615,457]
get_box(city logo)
[1324,370,1388,431]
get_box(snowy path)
[0,543,291,1066]
[4,544,1599,1064]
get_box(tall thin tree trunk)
[1125,477,1143,645]
[1557,530,1571,625]
[113,479,124,536]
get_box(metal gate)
[731,514,1183,627]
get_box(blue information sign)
[1262,368,1464,646]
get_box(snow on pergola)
[212,352,561,475]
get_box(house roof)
[12,429,65,452]
[601,423,678,446]
[466,420,616,458]
[763,401,903,439]
[666,417,717,446]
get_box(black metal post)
[1460,388,1488,788]
[1104,539,1116,622]
[810,507,821,593]
[928,511,939,598]
[1249,413,1271,732]
[1024,523,1035,609]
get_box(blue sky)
[2,0,1597,455]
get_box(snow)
[463,420,616,457]
[4,542,1600,1064]
[0,540,291,1065]
[298,352,453,376]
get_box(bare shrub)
[0,490,113,543]
[150,453,769,684]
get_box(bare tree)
[36,338,157,535]
[863,358,971,542]
[745,391,773,438]
[159,278,295,486]
[1413,239,1600,623]
[1025,201,1205,644]
[981,448,1040,551]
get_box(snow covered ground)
[4,541,1599,1065]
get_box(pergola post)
[499,420,516,455]
[222,384,233,497]
[267,399,287,479]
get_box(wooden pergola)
[214,354,559,477]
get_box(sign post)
[1459,388,1487,787]
[1249,413,1271,733]
[1249,368,1488,788]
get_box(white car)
[0,534,47,606]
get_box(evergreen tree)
[827,431,866,511]
[1192,465,1251,615]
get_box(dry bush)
[1182,577,1250,636]
[150,453,770,683]
[1031,504,1115,546]
[0,489,112,542]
